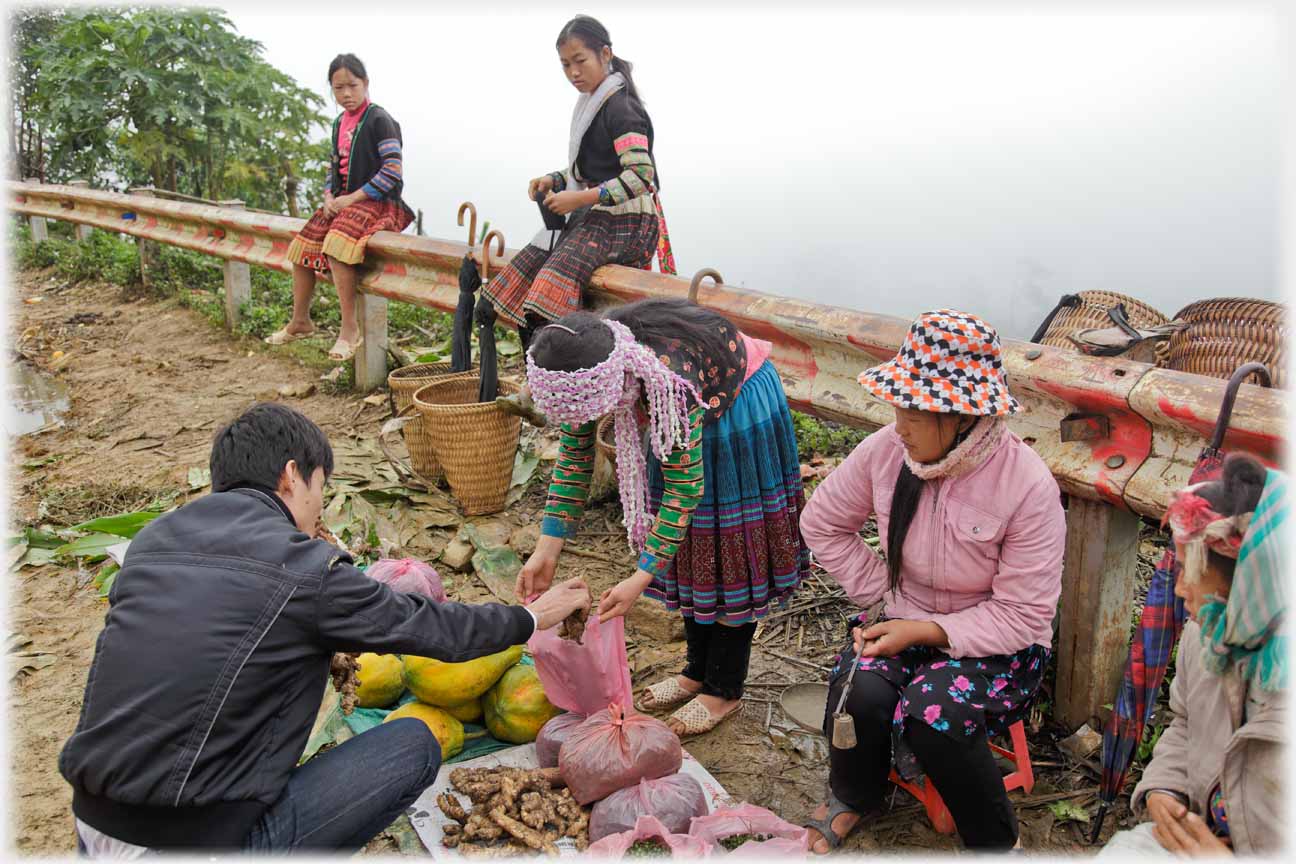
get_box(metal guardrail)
[9,179,1286,728]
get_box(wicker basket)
[388,363,477,481]
[1163,298,1287,388]
[1035,290,1170,352]
[595,416,617,472]
[413,376,522,515]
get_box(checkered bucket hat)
[859,309,1020,416]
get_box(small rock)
[363,393,386,406]
[627,600,686,644]
[255,388,281,402]
[509,524,540,558]
[279,382,317,399]
[440,537,475,572]
[1058,722,1102,760]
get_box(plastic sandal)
[264,326,314,346]
[328,336,364,363]
[667,696,741,737]
[804,791,863,854]
[636,678,696,712]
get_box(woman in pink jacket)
[799,310,1065,853]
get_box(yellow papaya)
[402,645,523,708]
[445,699,484,724]
[354,653,405,708]
[383,702,465,759]
[482,663,561,744]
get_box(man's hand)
[528,175,555,201]
[857,619,948,657]
[598,571,653,623]
[525,578,591,631]
[517,535,564,601]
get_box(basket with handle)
[595,416,617,473]
[413,376,522,515]
[387,363,477,481]
[1031,291,1171,354]
[1162,298,1286,389]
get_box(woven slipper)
[667,696,741,738]
[636,678,695,712]
[328,336,364,363]
[264,326,315,346]
[804,791,862,854]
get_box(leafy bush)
[792,411,868,458]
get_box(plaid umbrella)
[1090,362,1272,842]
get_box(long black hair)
[328,53,367,83]
[555,15,642,103]
[529,299,733,374]
[885,422,975,592]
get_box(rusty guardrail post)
[216,200,252,331]
[66,180,94,242]
[128,188,159,291]
[24,178,48,242]
[355,291,389,392]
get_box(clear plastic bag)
[528,610,633,715]
[535,712,585,768]
[590,774,708,842]
[364,558,445,601]
[586,815,712,859]
[559,704,683,805]
[687,803,810,855]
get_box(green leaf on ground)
[94,562,120,596]
[72,510,159,539]
[1048,800,1091,824]
[54,533,122,562]
[187,466,212,490]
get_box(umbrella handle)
[1089,803,1109,844]
[1211,362,1272,451]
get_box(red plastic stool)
[887,719,1034,835]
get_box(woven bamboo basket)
[1036,290,1170,354]
[1163,298,1287,388]
[413,376,522,515]
[388,363,477,481]
[595,416,617,472]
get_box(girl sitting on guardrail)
[514,299,808,738]
[474,16,673,403]
[798,310,1066,852]
[267,53,414,363]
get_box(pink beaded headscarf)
[527,318,701,551]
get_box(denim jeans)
[243,717,441,852]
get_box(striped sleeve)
[540,421,597,539]
[360,138,403,200]
[597,131,656,206]
[636,407,705,577]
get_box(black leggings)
[680,617,756,700]
[824,669,1018,850]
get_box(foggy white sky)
[227,2,1283,338]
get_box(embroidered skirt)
[285,197,412,273]
[643,361,809,626]
[479,208,658,327]
[827,630,1049,781]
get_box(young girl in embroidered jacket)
[474,16,673,354]
[798,310,1066,853]
[267,54,414,362]
[515,300,808,737]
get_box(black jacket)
[328,103,407,201]
[574,90,660,190]
[59,487,534,849]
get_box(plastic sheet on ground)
[407,744,729,858]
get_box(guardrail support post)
[66,180,93,241]
[355,292,389,391]
[217,200,252,331]
[24,177,48,242]
[128,188,159,290]
[1054,497,1142,731]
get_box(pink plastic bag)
[590,774,708,842]
[528,610,633,715]
[364,558,445,601]
[587,815,711,859]
[688,803,810,855]
[559,705,682,805]
[535,712,585,768]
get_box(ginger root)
[328,652,360,714]
[491,807,559,856]
[557,606,588,643]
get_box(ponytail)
[610,56,642,103]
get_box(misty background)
[228,2,1282,339]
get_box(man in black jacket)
[60,403,590,854]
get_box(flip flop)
[636,678,696,712]
[804,791,863,854]
[667,696,742,738]
[264,326,315,346]
[328,336,364,363]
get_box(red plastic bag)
[590,774,708,842]
[364,558,445,601]
[536,712,585,768]
[559,705,682,805]
[587,815,711,858]
[528,609,633,715]
[688,803,810,855]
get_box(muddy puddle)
[5,362,70,436]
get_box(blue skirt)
[645,360,809,625]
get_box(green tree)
[16,6,328,213]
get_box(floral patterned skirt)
[828,627,1049,781]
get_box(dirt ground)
[7,269,1136,855]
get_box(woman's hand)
[516,535,565,601]
[543,189,594,216]
[598,570,654,623]
[322,191,338,217]
[1148,796,1232,857]
[528,175,555,201]
[856,619,948,657]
